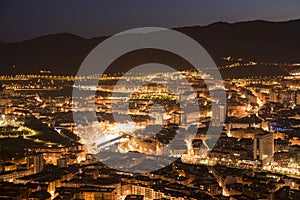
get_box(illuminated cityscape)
[1,1,300,199]
[0,59,300,199]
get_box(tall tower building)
[27,153,44,174]
[269,90,279,103]
[212,104,226,127]
[253,132,274,166]
[296,92,300,106]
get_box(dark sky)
[1,0,300,42]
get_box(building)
[253,132,274,166]
[269,90,279,103]
[212,104,226,126]
[0,162,17,173]
[229,128,264,140]
[125,195,144,200]
[297,92,300,106]
[74,187,117,200]
[27,153,44,174]
[57,158,68,168]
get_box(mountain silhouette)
[0,19,300,78]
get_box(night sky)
[1,0,300,42]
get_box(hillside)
[0,20,300,78]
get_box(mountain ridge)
[0,19,300,77]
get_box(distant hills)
[0,19,300,78]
